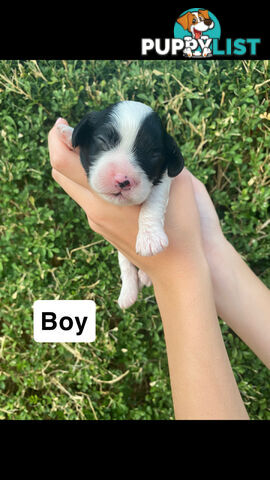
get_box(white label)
[33,300,96,343]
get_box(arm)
[190,173,270,369]
[207,239,270,369]
[48,119,250,419]
[153,252,249,420]
[99,175,250,419]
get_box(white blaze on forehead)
[109,101,152,153]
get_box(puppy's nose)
[118,180,130,188]
[204,18,212,26]
[114,173,132,189]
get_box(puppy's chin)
[99,193,138,206]
[91,184,152,207]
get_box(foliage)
[0,60,269,420]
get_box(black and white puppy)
[57,101,184,308]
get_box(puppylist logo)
[174,8,219,57]
[142,8,261,58]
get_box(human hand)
[48,117,269,411]
[48,118,206,287]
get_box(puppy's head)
[72,101,184,206]
[177,10,214,39]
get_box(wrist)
[151,246,210,292]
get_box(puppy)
[57,101,184,308]
[177,9,214,57]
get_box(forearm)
[153,251,249,420]
[208,239,270,369]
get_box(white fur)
[136,173,171,256]
[117,251,139,309]
[118,175,172,307]
[110,101,152,154]
[89,147,152,206]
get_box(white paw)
[117,283,139,309]
[56,124,73,149]
[136,229,168,256]
[138,269,152,290]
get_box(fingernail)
[55,117,65,125]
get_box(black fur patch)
[72,105,120,174]
[133,111,184,183]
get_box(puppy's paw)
[56,124,74,149]
[138,269,152,290]
[118,283,139,309]
[136,229,168,257]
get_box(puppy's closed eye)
[96,135,109,149]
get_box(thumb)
[55,117,69,126]
[54,118,74,151]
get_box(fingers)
[189,171,217,212]
[188,170,223,241]
[168,168,199,223]
[52,167,130,229]
[56,123,74,150]
[52,168,96,214]
[48,118,90,189]
[189,171,207,195]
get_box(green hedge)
[0,60,269,420]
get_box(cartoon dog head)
[177,9,214,39]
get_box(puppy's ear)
[164,132,185,177]
[198,9,209,20]
[72,112,99,148]
[177,11,192,31]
